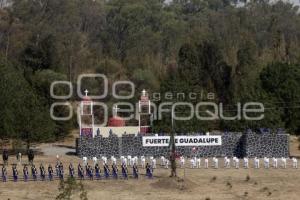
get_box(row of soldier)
[182,156,298,169]
[83,155,298,169]
[1,161,154,182]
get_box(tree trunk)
[170,131,177,177]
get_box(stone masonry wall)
[76,132,289,158]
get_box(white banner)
[142,135,222,147]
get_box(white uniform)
[83,157,88,166]
[180,156,185,168]
[292,157,298,169]
[141,156,146,168]
[196,158,201,168]
[243,158,249,169]
[281,157,287,169]
[254,157,260,169]
[204,158,209,169]
[272,157,278,168]
[264,157,269,169]
[213,157,218,169]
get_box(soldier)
[69,163,75,178]
[112,163,118,179]
[133,163,139,179]
[78,164,84,180]
[292,157,298,169]
[23,165,29,182]
[2,149,8,166]
[92,157,98,167]
[87,165,93,180]
[32,164,38,181]
[55,162,60,177]
[12,165,18,182]
[121,163,128,179]
[17,152,22,165]
[146,163,153,178]
[28,149,34,165]
[40,164,46,181]
[243,157,249,169]
[2,165,7,182]
[204,158,209,169]
[59,162,64,180]
[95,163,101,180]
[104,163,110,179]
[48,164,54,181]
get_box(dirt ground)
[0,135,299,200]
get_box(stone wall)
[76,132,289,158]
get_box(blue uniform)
[133,165,138,179]
[121,164,128,179]
[146,164,153,178]
[23,166,29,182]
[59,164,64,180]
[40,165,45,181]
[69,164,75,178]
[12,166,18,182]
[48,166,53,181]
[32,166,38,181]
[95,164,101,179]
[2,167,7,182]
[78,164,84,180]
[88,166,93,180]
[112,164,118,179]
[104,164,110,179]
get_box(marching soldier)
[55,162,60,177]
[69,163,75,178]
[48,164,54,181]
[121,163,128,179]
[32,165,38,181]
[87,165,93,180]
[40,164,46,181]
[2,149,8,166]
[95,163,101,180]
[12,164,18,182]
[78,164,84,180]
[112,163,118,179]
[2,165,7,182]
[23,165,29,182]
[59,162,64,180]
[133,163,139,179]
[146,163,153,178]
[28,149,34,165]
[104,163,110,179]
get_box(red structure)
[108,116,125,127]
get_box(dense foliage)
[0,0,300,143]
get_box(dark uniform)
[146,163,153,178]
[48,165,54,181]
[23,165,29,182]
[2,166,7,182]
[104,163,110,179]
[2,149,8,166]
[59,163,64,180]
[133,163,139,179]
[95,164,101,180]
[55,163,59,177]
[112,164,118,179]
[87,165,93,180]
[121,163,128,179]
[40,164,46,181]
[69,163,75,178]
[12,165,18,182]
[78,164,84,180]
[32,165,38,181]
